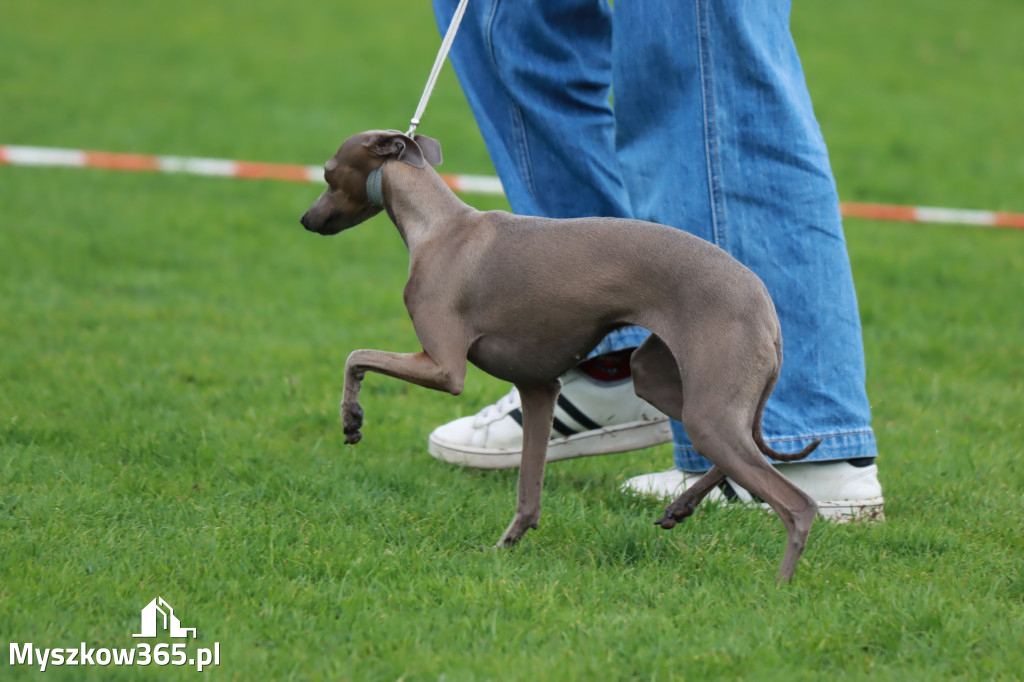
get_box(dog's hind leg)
[495,379,561,548]
[654,467,727,529]
[631,335,725,521]
[630,334,683,420]
[684,410,817,583]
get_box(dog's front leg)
[496,380,561,548]
[341,349,465,444]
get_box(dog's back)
[450,210,777,386]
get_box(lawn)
[1,1,1022,680]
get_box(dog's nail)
[495,536,519,550]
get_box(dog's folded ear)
[367,132,421,167]
[367,131,443,169]
[412,134,443,167]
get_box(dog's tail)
[751,360,822,462]
[754,428,822,462]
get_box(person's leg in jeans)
[429,0,883,519]
[609,0,881,519]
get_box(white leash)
[406,0,470,136]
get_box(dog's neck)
[376,162,473,252]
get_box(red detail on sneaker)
[577,349,634,382]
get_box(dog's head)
[299,129,443,235]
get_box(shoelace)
[473,388,520,426]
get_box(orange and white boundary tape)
[0,144,503,196]
[837,202,1024,229]
[2,144,1021,230]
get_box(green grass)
[2,1,1023,680]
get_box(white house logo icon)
[132,597,197,638]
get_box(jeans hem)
[672,427,878,471]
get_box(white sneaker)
[624,460,885,523]
[428,368,671,469]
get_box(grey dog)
[300,130,821,582]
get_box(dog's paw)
[341,402,363,444]
[495,515,538,548]
[654,501,696,530]
[653,516,678,530]
[494,536,519,550]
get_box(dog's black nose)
[299,209,317,231]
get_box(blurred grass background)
[1,1,1022,680]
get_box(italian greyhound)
[299,130,821,582]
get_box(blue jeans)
[432,0,877,469]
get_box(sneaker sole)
[739,497,885,524]
[623,479,886,524]
[428,419,672,470]
[815,498,886,523]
